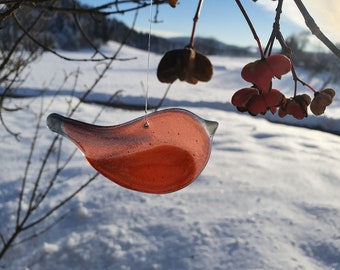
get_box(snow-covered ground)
[1,42,340,269]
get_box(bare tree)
[0,0,167,263]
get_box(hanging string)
[144,0,153,127]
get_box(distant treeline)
[0,0,254,56]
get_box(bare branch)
[12,211,69,246]
[0,233,5,246]
[12,13,137,62]
[69,8,139,115]
[0,2,20,21]
[71,9,108,59]
[188,0,204,48]
[19,0,167,16]
[235,0,264,58]
[21,173,98,231]
[293,0,340,59]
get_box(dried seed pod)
[295,94,312,107]
[321,88,336,98]
[279,94,311,120]
[157,47,213,84]
[157,49,181,84]
[168,0,178,8]
[310,88,336,116]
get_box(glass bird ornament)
[47,109,218,194]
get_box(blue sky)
[78,1,339,49]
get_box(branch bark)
[294,0,340,59]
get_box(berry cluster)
[157,0,336,120]
[231,54,336,119]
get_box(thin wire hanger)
[143,0,154,127]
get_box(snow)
[1,41,340,269]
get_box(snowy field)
[1,42,340,269]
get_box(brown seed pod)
[279,94,311,120]
[321,88,336,98]
[157,49,182,84]
[157,47,213,85]
[310,88,336,116]
[168,0,178,8]
[192,51,214,82]
[296,94,311,108]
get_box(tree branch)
[293,0,340,59]
[19,0,167,16]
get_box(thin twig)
[21,173,98,231]
[235,0,264,58]
[264,0,284,56]
[12,211,69,246]
[71,12,108,60]
[188,0,204,48]
[20,0,167,16]
[0,1,20,21]
[0,7,44,139]
[0,233,5,246]
[293,0,340,59]
[69,9,139,115]
[13,14,136,62]
[154,83,172,111]
[16,100,43,227]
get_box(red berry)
[241,54,291,93]
[241,59,273,92]
[266,54,291,79]
[247,94,267,115]
[231,87,259,110]
[231,87,284,116]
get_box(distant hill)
[0,0,255,56]
[167,36,255,56]
[106,19,255,56]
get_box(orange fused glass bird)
[47,109,218,194]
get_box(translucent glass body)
[47,109,218,194]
